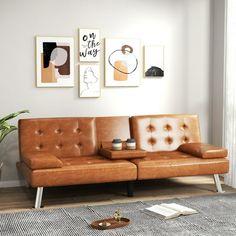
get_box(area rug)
[1,193,236,236]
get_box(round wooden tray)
[90,217,130,230]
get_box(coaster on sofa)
[99,148,146,160]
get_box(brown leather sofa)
[17,115,229,209]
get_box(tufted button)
[181,123,188,130]
[148,137,156,145]
[164,124,172,131]
[36,144,43,150]
[56,144,63,149]
[182,136,189,143]
[146,124,156,132]
[75,143,81,148]
[55,129,62,134]
[165,136,173,144]
[35,130,43,135]
[75,128,81,134]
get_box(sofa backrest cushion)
[96,116,130,147]
[19,117,97,158]
[131,114,201,152]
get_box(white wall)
[0,0,212,185]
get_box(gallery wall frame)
[105,38,140,87]
[36,36,74,87]
[79,64,100,98]
[144,45,164,78]
[79,29,100,62]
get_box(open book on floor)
[144,203,198,220]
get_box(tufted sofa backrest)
[130,115,201,152]
[96,116,130,147]
[19,117,97,158]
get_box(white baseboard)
[0,180,26,188]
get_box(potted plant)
[0,110,29,170]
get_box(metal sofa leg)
[127,181,134,197]
[34,187,44,209]
[213,174,224,193]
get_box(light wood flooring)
[0,176,235,213]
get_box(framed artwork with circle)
[36,36,74,87]
[105,38,140,87]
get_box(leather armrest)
[21,152,63,170]
[178,143,228,158]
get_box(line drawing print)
[80,66,99,97]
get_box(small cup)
[112,139,122,151]
[126,138,136,150]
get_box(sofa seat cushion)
[17,156,137,187]
[130,151,229,180]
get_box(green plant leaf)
[0,110,29,144]
[0,121,11,130]
[0,125,17,143]
[0,110,29,124]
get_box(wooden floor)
[0,176,235,213]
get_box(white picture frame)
[36,36,74,87]
[105,38,140,87]
[79,29,100,62]
[79,64,100,98]
[144,45,164,77]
